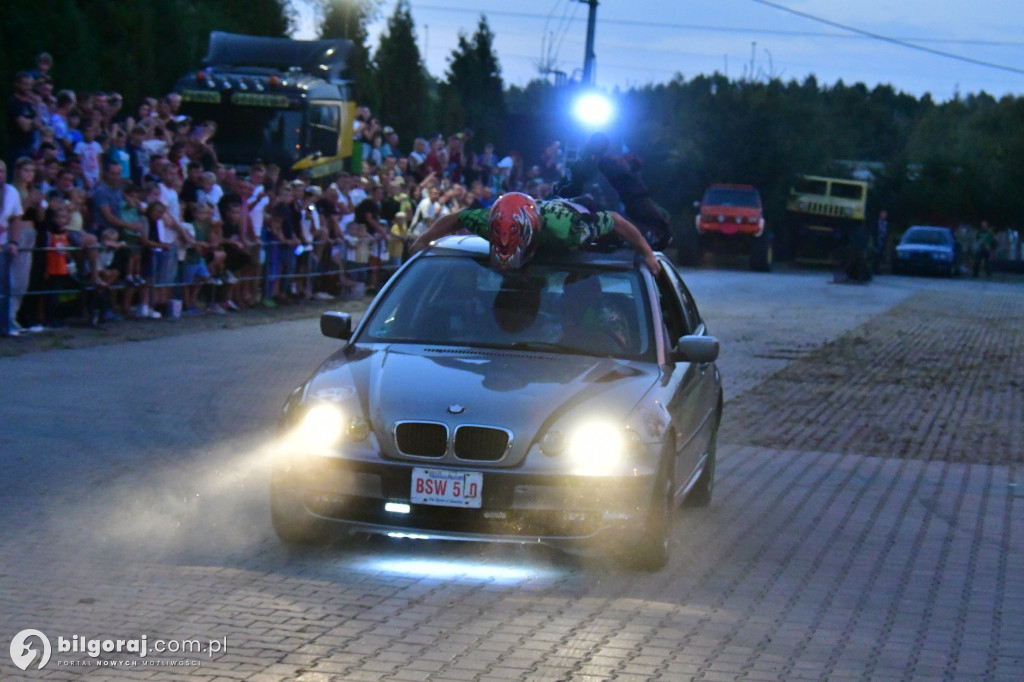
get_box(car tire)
[750,231,773,272]
[683,433,716,508]
[627,453,673,571]
[270,470,331,545]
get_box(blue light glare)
[355,557,559,583]
[573,92,614,128]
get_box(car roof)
[907,225,952,232]
[706,183,757,191]
[424,235,647,269]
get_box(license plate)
[411,468,483,508]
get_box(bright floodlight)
[573,91,614,128]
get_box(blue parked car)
[892,226,962,277]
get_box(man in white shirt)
[1,160,27,335]
[246,164,270,241]
[409,185,447,238]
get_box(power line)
[409,3,1024,47]
[747,0,1024,75]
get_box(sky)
[293,0,1024,102]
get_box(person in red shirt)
[42,202,89,327]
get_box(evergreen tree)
[319,0,380,112]
[373,0,427,147]
[440,16,506,148]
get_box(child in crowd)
[192,202,228,314]
[388,211,411,270]
[118,183,145,286]
[137,200,172,319]
[67,187,88,233]
[180,203,216,315]
[344,220,372,286]
[96,229,126,321]
[73,120,103,189]
[43,203,87,327]
[197,171,222,222]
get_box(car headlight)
[541,421,641,474]
[298,404,346,447]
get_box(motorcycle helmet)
[488,192,540,269]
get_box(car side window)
[665,265,702,333]
[654,268,689,344]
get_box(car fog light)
[348,417,371,442]
[541,431,566,456]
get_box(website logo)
[10,629,52,671]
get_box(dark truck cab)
[175,31,356,178]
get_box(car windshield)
[359,256,655,360]
[178,102,303,166]
[703,187,761,208]
[903,227,953,246]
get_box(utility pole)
[580,0,598,84]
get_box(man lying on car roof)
[409,191,661,275]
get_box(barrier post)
[0,247,10,336]
[147,248,158,316]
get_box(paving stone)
[1,273,1021,682]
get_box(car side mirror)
[320,311,352,340]
[671,335,719,364]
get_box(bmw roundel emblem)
[447,404,465,414]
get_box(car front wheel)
[626,455,673,571]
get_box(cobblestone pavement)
[721,288,1024,464]
[0,270,1021,681]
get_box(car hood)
[304,344,660,465]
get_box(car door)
[651,260,717,493]
[667,265,720,462]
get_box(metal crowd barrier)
[2,238,401,335]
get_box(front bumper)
[274,453,661,549]
[697,221,763,237]
[894,251,956,274]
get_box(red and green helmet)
[488,192,540,269]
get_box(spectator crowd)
[2,52,570,337]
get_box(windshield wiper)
[508,341,584,354]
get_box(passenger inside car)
[559,273,631,355]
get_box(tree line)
[4,0,1021,234]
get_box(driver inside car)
[559,273,631,355]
